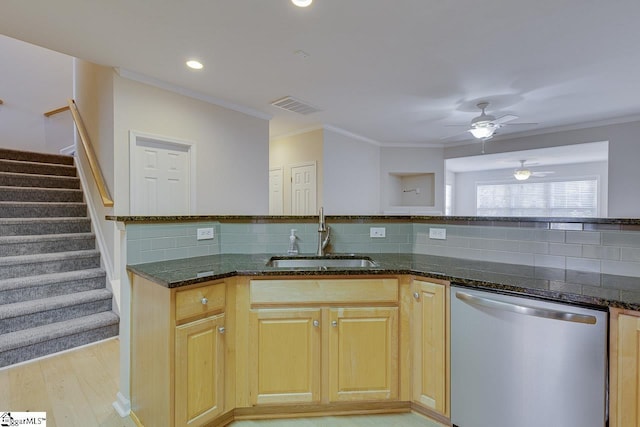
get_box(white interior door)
[130,133,194,215]
[269,167,284,215]
[290,162,317,215]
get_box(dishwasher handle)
[455,291,597,325]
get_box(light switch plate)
[197,227,215,240]
[429,228,446,240]
[370,227,386,238]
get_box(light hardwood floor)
[0,338,444,427]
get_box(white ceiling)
[1,1,640,145]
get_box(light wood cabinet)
[411,279,449,417]
[610,308,640,427]
[249,308,321,405]
[175,313,225,427]
[248,278,400,406]
[130,275,229,427]
[329,307,398,402]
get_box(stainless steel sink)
[266,256,378,268]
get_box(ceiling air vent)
[270,96,321,115]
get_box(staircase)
[0,147,119,368]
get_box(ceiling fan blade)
[493,114,519,125]
[503,122,539,126]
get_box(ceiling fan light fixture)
[469,124,496,139]
[514,169,531,180]
[292,0,313,7]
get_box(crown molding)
[116,68,272,121]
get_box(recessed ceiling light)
[292,0,312,7]
[186,60,203,70]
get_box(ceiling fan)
[512,160,555,181]
[445,102,536,142]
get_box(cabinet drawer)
[176,282,226,322]
[250,278,398,305]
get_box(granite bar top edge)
[107,215,640,227]
[126,253,640,312]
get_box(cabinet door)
[175,313,225,427]
[611,310,640,427]
[250,308,322,405]
[412,280,448,417]
[329,307,399,402]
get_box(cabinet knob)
[313,320,320,327]
[201,297,209,305]
[331,320,337,327]
[218,326,225,334]
[413,292,420,301]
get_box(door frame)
[129,130,197,214]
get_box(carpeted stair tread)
[0,250,100,280]
[0,201,87,218]
[0,311,119,354]
[0,171,80,189]
[0,268,105,292]
[0,217,91,236]
[0,268,106,305]
[0,233,96,257]
[0,186,84,202]
[0,159,77,177]
[0,232,95,244]
[0,147,74,165]
[0,249,100,266]
[0,289,112,320]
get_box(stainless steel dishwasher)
[451,286,607,427]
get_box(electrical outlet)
[197,227,215,240]
[429,228,446,240]
[370,227,386,238]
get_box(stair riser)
[0,220,91,236]
[0,275,106,304]
[0,204,87,218]
[0,174,80,189]
[0,149,74,166]
[0,160,76,177]
[0,188,84,203]
[0,256,100,280]
[0,238,95,257]
[1,299,112,334]
[0,323,119,368]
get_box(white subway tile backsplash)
[549,243,582,257]
[566,231,602,245]
[566,257,601,273]
[621,247,640,262]
[534,254,565,269]
[126,221,640,278]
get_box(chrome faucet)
[317,207,331,256]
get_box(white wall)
[323,129,380,214]
[453,161,609,216]
[0,35,74,153]
[269,129,324,215]
[113,73,269,215]
[380,146,445,214]
[444,120,640,217]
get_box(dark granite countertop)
[127,253,640,311]
[108,215,640,230]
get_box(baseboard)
[411,402,452,426]
[233,400,412,420]
[112,391,131,417]
[59,145,76,156]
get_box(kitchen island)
[126,251,640,427]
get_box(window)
[476,179,598,217]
